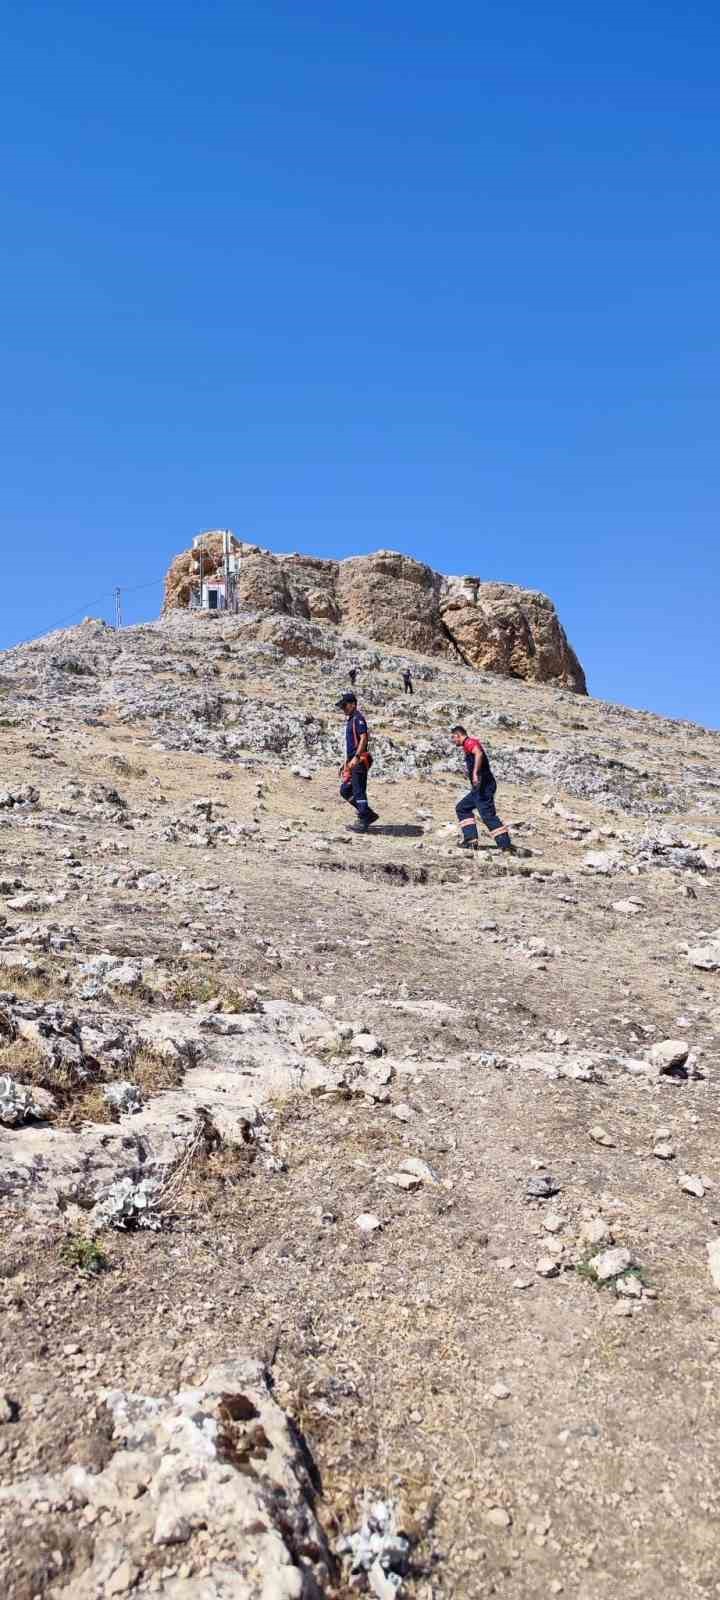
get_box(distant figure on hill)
[348,667,357,686]
[336,691,379,834]
[451,724,513,853]
[402,668,414,695]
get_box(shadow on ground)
[366,823,425,838]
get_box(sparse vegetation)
[575,1253,649,1292]
[0,1036,52,1082]
[0,962,70,1000]
[60,1085,116,1127]
[169,971,218,1006]
[168,968,260,1012]
[0,1034,103,1121]
[128,1045,185,1094]
[61,1234,110,1275]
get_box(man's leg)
[340,777,357,811]
[456,790,479,846]
[351,762,377,828]
[477,783,512,850]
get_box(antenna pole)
[114,587,123,630]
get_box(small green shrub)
[61,1234,110,1275]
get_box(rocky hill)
[0,602,719,1600]
[163,536,587,692]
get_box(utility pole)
[114,587,122,630]
[223,529,230,612]
[198,542,204,609]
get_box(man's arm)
[349,715,368,766]
[471,740,483,786]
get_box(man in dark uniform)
[402,669,414,695]
[451,724,513,852]
[336,692,379,832]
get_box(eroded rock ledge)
[163,539,587,693]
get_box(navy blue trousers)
[340,762,371,819]
[456,779,511,848]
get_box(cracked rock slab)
[0,1357,332,1598]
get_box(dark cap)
[335,691,358,708]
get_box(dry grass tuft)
[0,964,70,1001]
[59,1086,116,1127]
[169,967,261,1013]
[169,971,218,1006]
[128,1046,185,1094]
[0,1036,48,1079]
[0,1035,102,1120]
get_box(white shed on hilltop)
[189,529,243,612]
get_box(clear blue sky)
[2,0,719,725]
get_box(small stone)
[355,1212,382,1233]
[649,1039,690,1071]
[485,1506,512,1528]
[616,1274,642,1298]
[398,1156,438,1185]
[491,1382,511,1399]
[525,1174,559,1199]
[390,1102,415,1122]
[679,1174,705,1197]
[106,1561,139,1596]
[612,898,644,915]
[543,1212,565,1233]
[353,1032,383,1057]
[589,1246,633,1283]
[512,1276,533,1290]
[613,1300,633,1317]
[652,1142,675,1161]
[589,1125,615,1148]
[153,1509,191,1546]
[386,1171,421,1190]
[536,1255,560,1278]
[579,1217,613,1248]
[497,1256,515,1270]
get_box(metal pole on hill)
[114,588,122,630]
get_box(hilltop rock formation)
[163,537,587,692]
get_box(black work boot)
[458,837,479,851]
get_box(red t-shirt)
[462,736,487,782]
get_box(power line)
[2,573,168,656]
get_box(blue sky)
[2,0,719,725]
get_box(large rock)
[162,538,587,692]
[0,1357,332,1598]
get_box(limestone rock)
[162,539,586,692]
[0,1356,332,1598]
[649,1040,690,1071]
[590,1247,633,1283]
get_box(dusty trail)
[0,608,719,1598]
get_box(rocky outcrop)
[0,1357,333,1598]
[163,538,587,692]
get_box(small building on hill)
[188,530,242,613]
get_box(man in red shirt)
[451,724,513,852]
